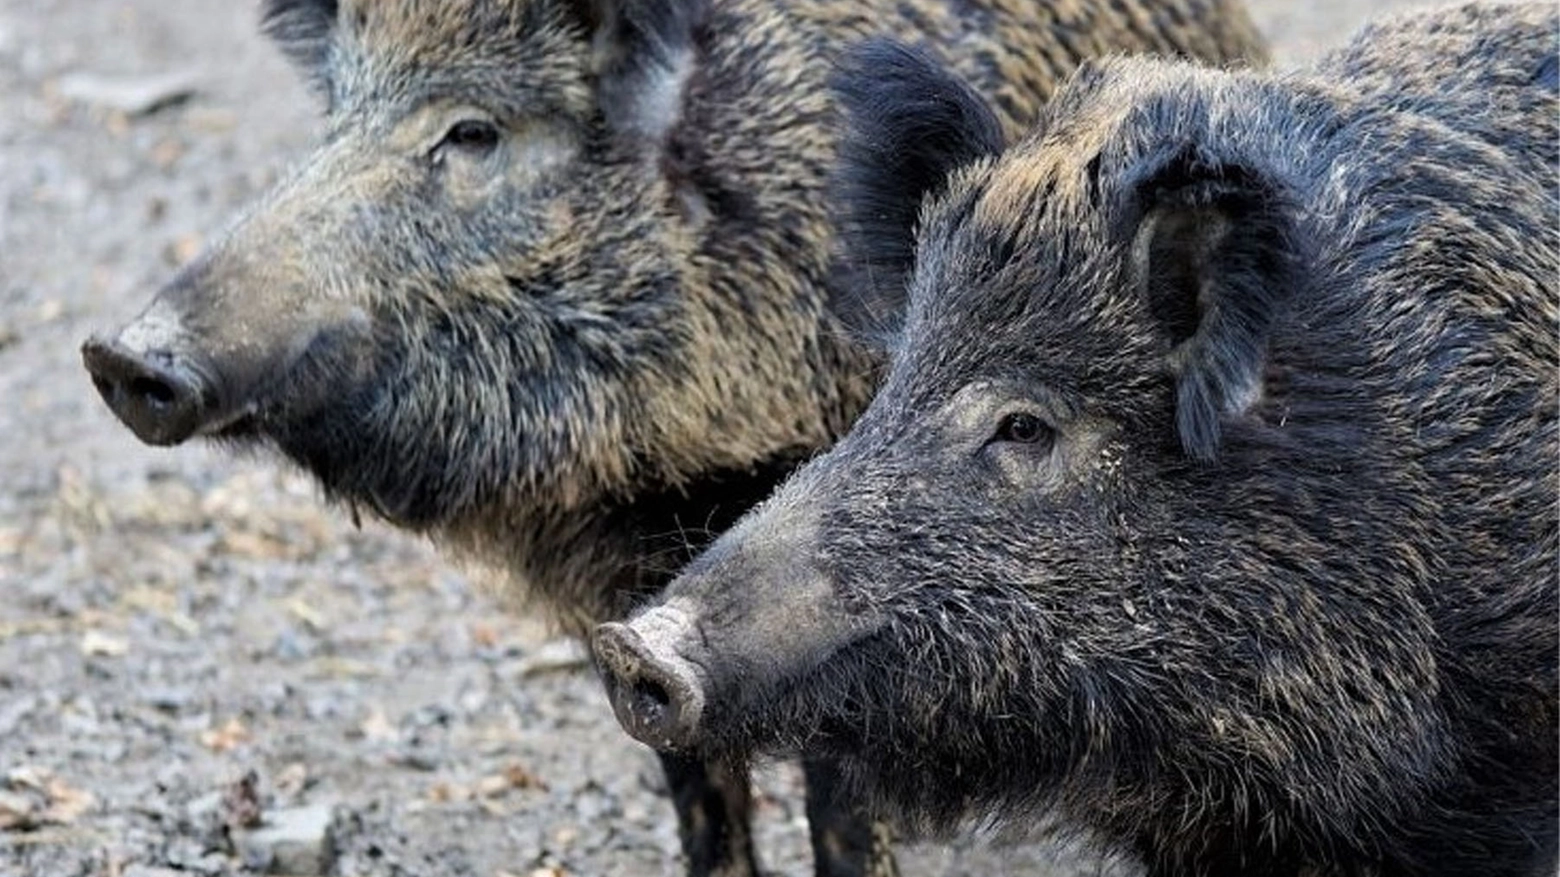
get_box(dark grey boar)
[595,4,1560,876]
[79,1,1269,875]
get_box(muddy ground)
[0,1,1441,875]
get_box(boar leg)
[804,758,900,877]
[659,752,760,877]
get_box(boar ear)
[563,0,709,145]
[829,38,1004,348]
[1125,142,1304,463]
[261,0,339,91]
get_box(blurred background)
[0,1,1441,875]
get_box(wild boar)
[595,4,1559,875]
[81,1,1268,874]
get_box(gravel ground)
[0,2,1441,875]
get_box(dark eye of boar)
[436,119,501,156]
[994,412,1053,448]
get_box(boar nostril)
[633,677,672,719]
[129,376,178,408]
[594,621,706,750]
[82,337,211,446]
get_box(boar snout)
[595,612,708,752]
[82,326,219,447]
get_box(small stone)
[271,627,317,662]
[143,687,195,713]
[55,70,198,116]
[386,747,439,772]
[552,825,580,848]
[80,630,128,657]
[184,791,223,823]
[122,867,185,877]
[0,694,37,736]
[516,639,590,679]
[0,789,35,830]
[35,299,64,323]
[274,763,310,800]
[149,136,186,170]
[0,768,93,829]
[233,804,336,876]
[355,707,397,743]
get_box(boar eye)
[437,119,501,155]
[994,412,1053,448]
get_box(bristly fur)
[216,0,1269,635]
[830,39,1003,350]
[621,4,1559,876]
[101,0,1270,875]
[260,0,338,93]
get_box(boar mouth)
[206,407,262,440]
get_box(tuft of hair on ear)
[260,0,339,93]
[563,0,711,146]
[828,38,1004,349]
[1124,141,1306,463]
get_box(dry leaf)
[218,529,287,560]
[475,761,547,800]
[121,588,200,636]
[0,768,94,830]
[164,233,203,267]
[41,777,94,825]
[470,622,499,649]
[502,762,547,793]
[311,658,379,679]
[199,717,251,752]
[426,782,458,804]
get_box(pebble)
[516,639,590,679]
[142,687,195,713]
[0,694,36,736]
[55,70,198,117]
[123,867,186,877]
[233,803,337,876]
